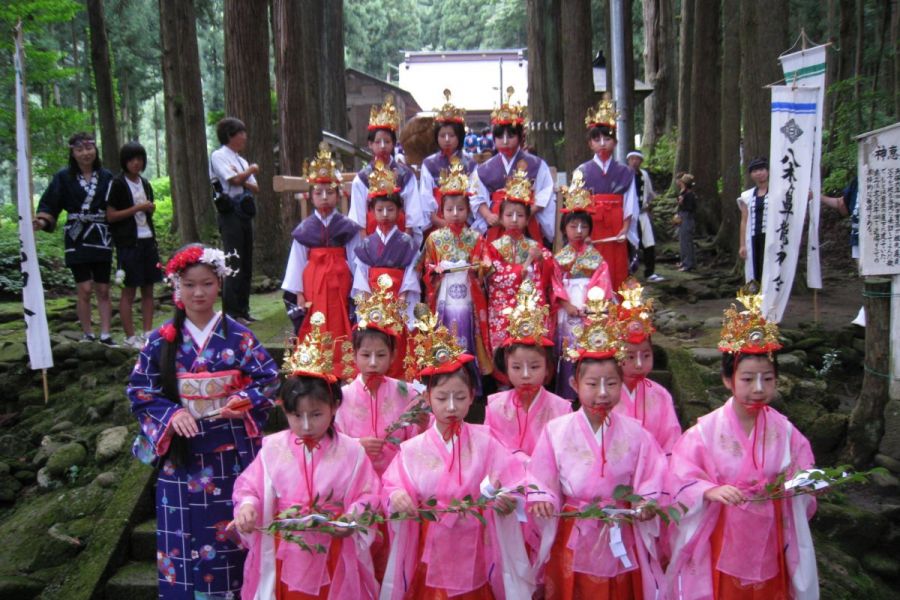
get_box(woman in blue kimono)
[128,244,279,599]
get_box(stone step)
[130,519,157,562]
[104,561,157,600]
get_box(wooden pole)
[42,369,49,404]
[813,289,819,323]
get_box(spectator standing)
[626,150,664,282]
[737,157,769,283]
[676,172,697,272]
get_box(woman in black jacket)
[676,172,697,272]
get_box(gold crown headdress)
[491,86,527,126]
[354,273,407,338]
[502,159,535,205]
[718,288,782,355]
[283,312,338,383]
[368,94,401,132]
[434,88,466,124]
[585,95,619,130]
[567,287,624,361]
[616,280,656,344]
[367,159,400,198]
[303,142,342,188]
[438,156,471,197]
[560,170,593,213]
[405,304,473,378]
[501,279,552,347]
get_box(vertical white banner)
[761,87,818,323]
[14,26,54,370]
[779,45,827,290]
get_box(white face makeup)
[755,372,764,392]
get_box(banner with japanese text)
[857,122,900,276]
[761,87,818,323]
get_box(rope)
[861,290,900,298]
[863,364,896,380]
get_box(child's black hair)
[560,211,593,242]
[367,128,398,144]
[721,352,779,379]
[368,193,403,211]
[587,124,616,141]
[120,141,147,173]
[434,122,466,150]
[493,343,553,383]
[279,375,342,438]
[498,199,531,219]
[67,132,102,174]
[491,123,524,140]
[351,327,396,353]
[575,357,624,381]
[216,117,246,146]
[421,362,477,392]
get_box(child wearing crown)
[128,244,280,599]
[350,95,426,247]
[665,291,819,599]
[281,143,359,378]
[380,306,533,599]
[483,163,554,358]
[552,170,615,400]
[419,89,477,231]
[526,289,667,599]
[575,98,640,293]
[470,87,557,247]
[234,313,382,599]
[421,158,493,386]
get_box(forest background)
[0,0,897,294]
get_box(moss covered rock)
[44,443,86,478]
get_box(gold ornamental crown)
[560,169,593,213]
[303,142,342,187]
[283,312,338,383]
[355,273,407,337]
[567,287,624,361]
[491,86,527,126]
[585,95,619,130]
[616,280,656,343]
[502,279,550,345]
[503,159,534,205]
[367,159,399,198]
[434,88,466,124]
[718,288,782,355]
[405,303,471,378]
[368,94,401,132]
[438,156,470,196]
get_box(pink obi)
[177,369,244,419]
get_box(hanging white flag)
[14,25,53,370]
[761,87,818,323]
[779,45,827,290]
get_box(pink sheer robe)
[525,410,667,598]
[233,430,382,599]
[380,423,534,599]
[615,378,682,454]
[484,387,572,460]
[665,399,819,600]
[336,375,422,476]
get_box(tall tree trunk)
[318,1,347,137]
[853,0,864,130]
[527,0,564,170]
[641,0,674,152]
[159,0,212,242]
[621,0,635,152]
[674,0,694,176]
[893,0,900,119]
[828,0,857,150]
[86,0,119,169]
[716,0,742,253]
[273,0,323,228]
[739,0,788,180]
[869,0,891,129]
[560,0,594,172]
[225,0,284,278]
[71,20,83,113]
[687,0,721,235]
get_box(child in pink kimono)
[665,292,819,600]
[380,308,534,599]
[527,294,667,600]
[485,279,570,461]
[234,315,382,599]
[613,283,682,455]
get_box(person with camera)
[209,117,259,324]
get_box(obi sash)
[177,369,244,419]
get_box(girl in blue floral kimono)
[128,244,279,599]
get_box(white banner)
[14,26,53,370]
[857,122,900,276]
[779,45,826,290]
[761,87,818,323]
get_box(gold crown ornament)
[367,159,400,198]
[616,280,656,344]
[283,312,338,383]
[567,287,624,361]
[502,159,535,205]
[501,279,553,347]
[718,288,783,355]
[405,304,474,378]
[434,88,466,124]
[354,273,407,338]
[491,86,527,126]
[560,170,593,213]
[585,95,619,130]
[303,142,342,187]
[437,156,471,197]
[368,94,401,132]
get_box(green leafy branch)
[384,397,431,445]
[554,484,688,526]
[748,466,886,503]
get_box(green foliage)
[0,202,72,297]
[644,128,677,181]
